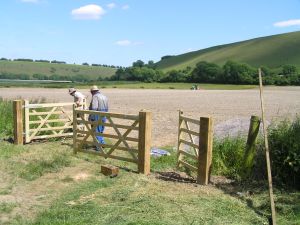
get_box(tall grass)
[0,98,13,137]
[212,117,300,189]
[268,117,300,188]
[212,136,246,180]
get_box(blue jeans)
[89,113,107,146]
[95,116,106,144]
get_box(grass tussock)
[0,98,13,137]
[0,202,17,214]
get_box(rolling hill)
[0,60,117,80]
[156,31,300,71]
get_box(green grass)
[0,98,13,137]
[0,141,299,225]
[212,136,246,180]
[0,81,257,90]
[0,142,72,181]
[0,202,17,214]
[0,61,116,80]
[156,31,300,71]
[27,175,267,225]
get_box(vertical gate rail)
[177,110,213,185]
[73,107,152,175]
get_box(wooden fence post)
[197,117,213,185]
[138,110,152,175]
[242,115,261,178]
[13,100,23,145]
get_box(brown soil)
[1,87,300,146]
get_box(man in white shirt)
[68,88,86,109]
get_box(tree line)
[112,60,300,85]
[0,57,123,68]
[0,72,107,82]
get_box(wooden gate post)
[13,100,23,145]
[138,110,152,175]
[197,117,213,185]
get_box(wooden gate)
[24,101,79,143]
[73,108,152,174]
[177,110,213,185]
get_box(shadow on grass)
[155,171,196,184]
[211,180,300,225]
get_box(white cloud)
[107,3,116,9]
[274,19,300,27]
[116,40,131,46]
[21,0,39,3]
[115,40,143,46]
[71,4,105,20]
[122,5,130,10]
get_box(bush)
[268,117,300,188]
[212,117,300,189]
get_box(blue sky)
[0,0,300,66]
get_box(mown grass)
[0,140,299,225]
[0,142,72,181]
[24,174,267,225]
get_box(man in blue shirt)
[88,85,108,147]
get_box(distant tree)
[14,58,34,62]
[35,59,50,63]
[132,60,145,68]
[51,60,66,64]
[282,65,297,76]
[161,70,188,82]
[82,62,89,66]
[0,58,8,61]
[190,61,223,83]
[222,61,256,84]
[161,55,174,60]
[146,60,156,69]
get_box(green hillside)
[156,31,300,71]
[0,60,116,80]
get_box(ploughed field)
[1,86,300,146]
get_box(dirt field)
[1,87,300,146]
